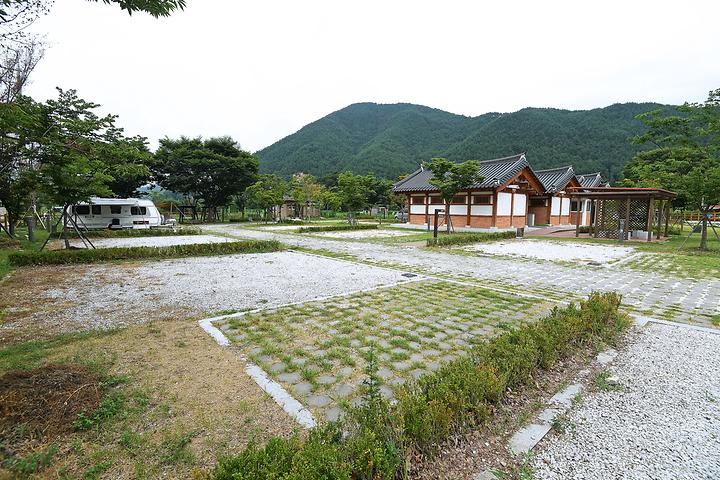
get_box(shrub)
[298,224,378,233]
[8,240,282,266]
[61,227,202,239]
[211,292,627,478]
[427,230,515,247]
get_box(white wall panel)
[471,205,493,216]
[449,205,467,215]
[561,197,570,216]
[513,193,527,215]
[551,197,561,216]
[410,205,426,215]
[497,192,512,216]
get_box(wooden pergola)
[568,187,677,241]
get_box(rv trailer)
[66,197,165,230]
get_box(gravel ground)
[0,251,409,339]
[463,239,636,263]
[69,234,232,249]
[312,229,414,239]
[533,322,720,479]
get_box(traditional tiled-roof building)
[529,166,581,226]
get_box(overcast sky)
[25,0,720,152]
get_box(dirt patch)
[0,364,102,451]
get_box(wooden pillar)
[656,199,663,239]
[406,194,411,223]
[547,198,553,226]
[510,190,515,227]
[646,196,654,242]
[625,198,632,240]
[574,195,581,237]
[594,199,601,238]
[491,190,498,228]
[424,193,429,225]
[466,190,471,227]
[664,201,670,237]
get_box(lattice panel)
[594,199,650,239]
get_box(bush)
[8,240,283,266]
[298,224,378,233]
[211,292,627,478]
[427,230,515,247]
[61,227,202,239]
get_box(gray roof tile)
[576,172,606,188]
[534,165,576,193]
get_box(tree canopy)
[624,88,720,250]
[152,136,259,211]
[244,174,287,220]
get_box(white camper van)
[67,197,164,230]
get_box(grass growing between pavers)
[217,280,555,422]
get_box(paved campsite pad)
[0,251,409,343]
[463,239,636,264]
[216,280,555,422]
[68,234,232,249]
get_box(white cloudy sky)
[25,0,720,152]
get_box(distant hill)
[256,101,669,182]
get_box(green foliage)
[624,88,720,250]
[93,0,186,17]
[423,157,482,203]
[152,136,259,209]
[74,393,126,430]
[426,231,515,247]
[297,224,378,233]
[211,292,626,478]
[244,174,288,219]
[257,102,668,182]
[63,226,202,238]
[1,445,58,475]
[7,240,282,266]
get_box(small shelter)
[529,166,581,226]
[568,187,677,241]
[393,153,545,230]
[276,194,320,220]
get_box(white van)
[67,197,164,230]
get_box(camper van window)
[74,205,90,215]
[91,205,101,215]
[110,206,122,214]
[131,206,147,216]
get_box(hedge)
[298,224,378,233]
[427,230,516,247]
[212,291,627,479]
[8,240,282,266]
[60,227,202,239]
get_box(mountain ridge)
[256,101,668,182]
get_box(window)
[131,206,147,215]
[110,205,122,214]
[451,195,467,204]
[429,196,443,205]
[571,200,580,212]
[529,198,546,207]
[91,205,101,215]
[74,205,90,215]
[472,195,492,205]
[411,196,425,205]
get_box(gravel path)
[533,323,720,479]
[463,239,635,263]
[203,224,720,324]
[312,229,414,239]
[69,234,232,249]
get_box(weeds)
[426,230,515,247]
[298,224,378,233]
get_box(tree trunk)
[446,211,450,234]
[700,210,708,251]
[62,207,70,249]
[8,215,16,237]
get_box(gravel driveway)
[533,322,720,479]
[463,239,635,264]
[69,234,231,249]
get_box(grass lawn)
[0,228,49,281]
[216,279,555,422]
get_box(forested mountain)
[256,102,669,182]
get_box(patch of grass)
[2,445,58,475]
[710,314,720,327]
[298,224,378,233]
[8,240,283,266]
[594,371,623,392]
[83,460,113,479]
[426,230,516,247]
[74,393,127,430]
[160,431,198,465]
[62,226,202,239]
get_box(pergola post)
[625,198,632,240]
[646,196,654,242]
[466,190,471,227]
[574,195,581,237]
[656,199,663,240]
[664,201,671,237]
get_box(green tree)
[624,88,720,250]
[152,136,258,220]
[423,157,482,232]
[244,174,287,222]
[291,172,323,219]
[336,171,368,214]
